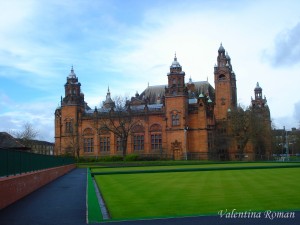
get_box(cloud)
[0,101,56,141]
[293,101,300,123]
[264,22,300,67]
[2,0,300,142]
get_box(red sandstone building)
[54,44,271,160]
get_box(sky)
[1,0,300,142]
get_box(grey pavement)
[1,168,299,225]
[0,168,87,225]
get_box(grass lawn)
[91,162,300,173]
[95,167,300,220]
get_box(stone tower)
[251,82,272,159]
[54,67,85,156]
[164,54,188,159]
[214,44,237,120]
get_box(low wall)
[0,164,76,210]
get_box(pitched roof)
[0,132,27,149]
[138,81,215,104]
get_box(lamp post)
[285,128,289,160]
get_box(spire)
[68,65,76,78]
[170,52,181,68]
[103,86,115,109]
[106,86,111,100]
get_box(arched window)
[218,74,226,81]
[83,128,94,153]
[83,128,94,136]
[65,118,73,133]
[65,121,72,133]
[99,127,110,152]
[172,114,180,126]
[150,124,162,150]
[116,136,122,152]
[132,125,145,151]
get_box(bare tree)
[65,128,80,158]
[228,106,268,159]
[228,107,249,159]
[97,96,138,159]
[10,122,39,147]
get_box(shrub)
[125,154,139,161]
[102,155,123,162]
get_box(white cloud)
[0,100,56,141]
[95,0,300,114]
[1,0,300,142]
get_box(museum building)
[54,44,271,160]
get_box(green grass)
[87,169,103,223]
[77,160,211,168]
[91,162,300,173]
[95,167,300,220]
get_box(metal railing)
[0,148,74,177]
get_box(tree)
[228,106,268,160]
[64,121,80,158]
[228,107,250,159]
[97,96,139,159]
[213,120,230,160]
[10,122,39,147]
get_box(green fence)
[0,148,75,177]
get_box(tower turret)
[251,82,268,109]
[165,53,186,96]
[214,43,237,120]
[62,66,84,107]
[102,86,115,109]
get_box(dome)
[254,82,262,91]
[170,54,181,68]
[68,66,76,78]
[218,43,225,53]
[225,52,231,60]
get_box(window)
[84,138,94,152]
[100,136,110,152]
[218,74,226,81]
[116,136,122,151]
[172,114,180,126]
[133,135,144,151]
[66,121,72,133]
[151,134,162,150]
[132,125,145,151]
